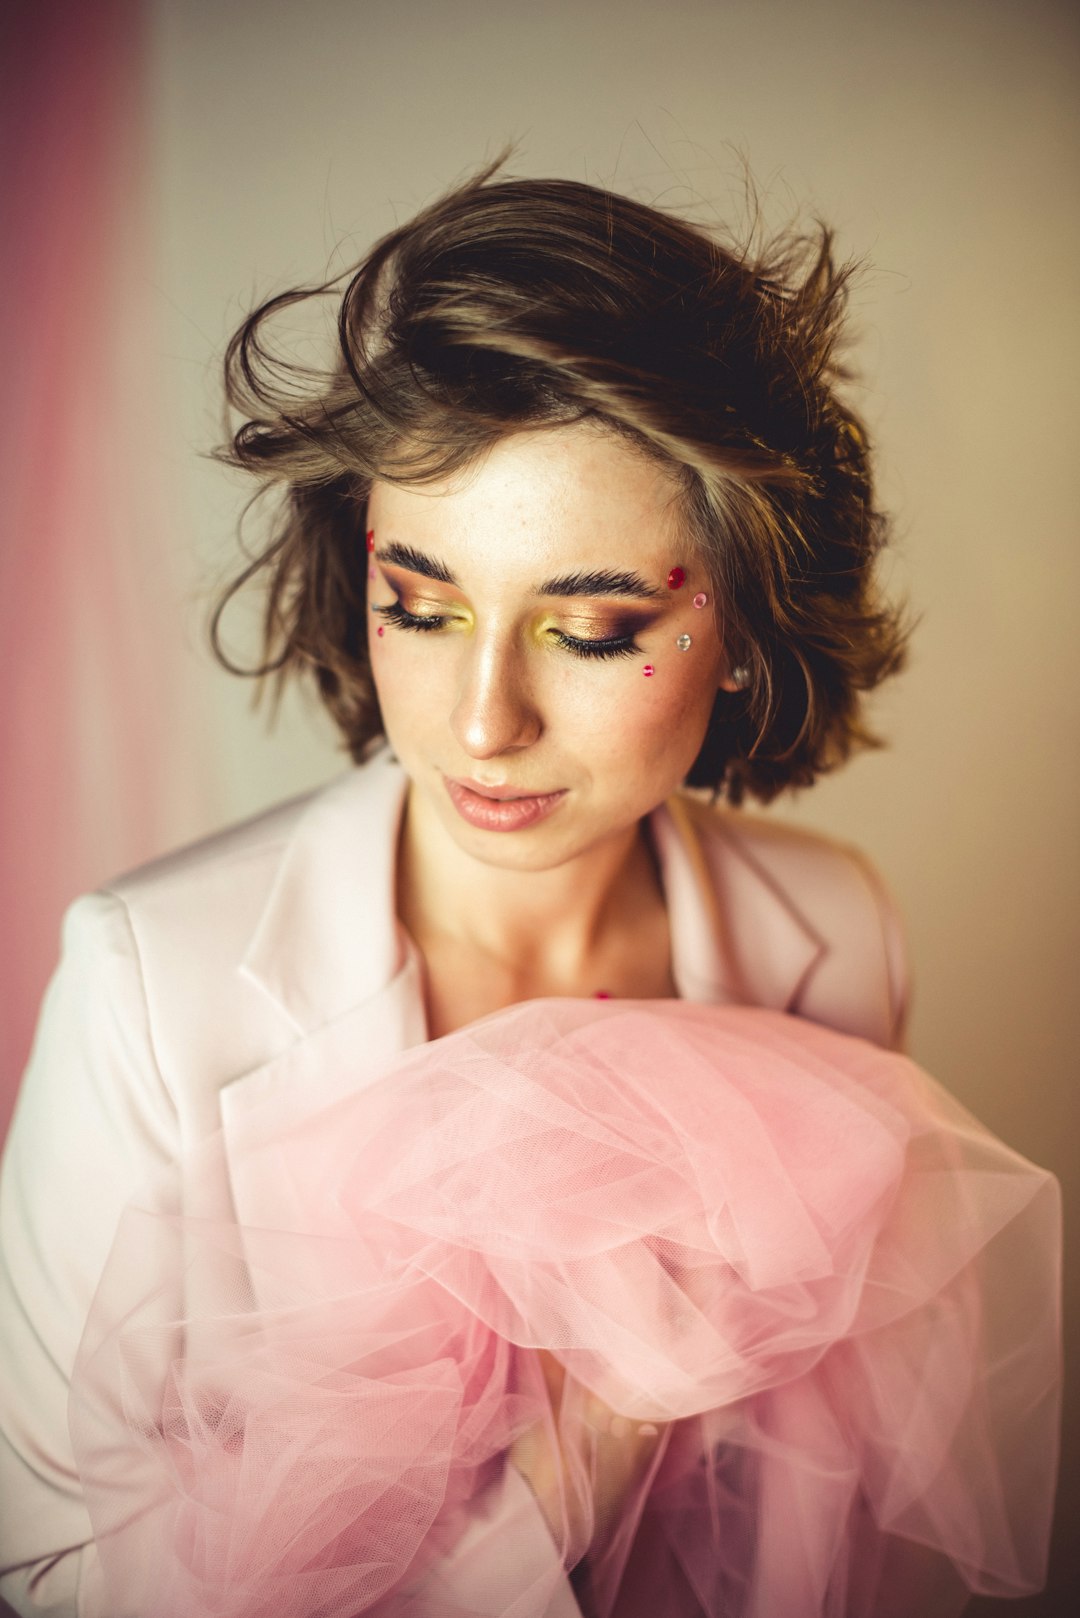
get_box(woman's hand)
[508,1350,665,1556]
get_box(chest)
[416,925,678,1041]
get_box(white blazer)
[0,748,908,1618]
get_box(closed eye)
[548,629,641,660]
[372,600,447,633]
[373,599,643,661]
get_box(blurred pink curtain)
[0,0,206,1140]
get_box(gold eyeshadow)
[401,593,466,616]
[553,610,658,639]
[379,568,467,618]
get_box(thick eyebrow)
[377,545,666,603]
[538,568,666,602]
[376,542,458,585]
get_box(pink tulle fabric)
[69,1001,1061,1618]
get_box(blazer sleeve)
[0,891,178,1618]
[851,848,911,1051]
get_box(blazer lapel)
[654,795,824,1012]
[220,749,425,1227]
[220,951,428,1230]
[221,759,824,1226]
[236,751,822,1039]
[238,748,411,1036]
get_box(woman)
[0,165,1059,1617]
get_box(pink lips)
[444,775,567,832]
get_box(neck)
[396,787,664,984]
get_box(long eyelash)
[372,600,446,633]
[550,630,641,661]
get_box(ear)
[717,656,751,694]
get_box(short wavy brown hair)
[211,159,907,802]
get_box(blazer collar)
[239,750,821,1032]
[239,748,409,1035]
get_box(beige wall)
[147,1,1080,1606]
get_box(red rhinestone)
[376,625,384,637]
[366,529,375,552]
[643,664,655,677]
[667,566,685,589]
[594,990,611,999]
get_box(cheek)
[367,627,440,730]
[556,657,717,768]
[369,624,719,769]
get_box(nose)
[449,630,543,759]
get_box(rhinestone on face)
[643,664,655,677]
[676,633,692,651]
[376,625,385,637]
[366,529,375,552]
[693,592,708,609]
[667,566,686,589]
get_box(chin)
[442,812,588,872]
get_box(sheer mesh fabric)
[69,1001,1061,1617]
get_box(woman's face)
[366,423,733,873]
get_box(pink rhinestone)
[369,566,376,580]
[594,990,610,999]
[643,664,655,677]
[693,592,708,609]
[376,625,385,637]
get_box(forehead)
[368,425,686,578]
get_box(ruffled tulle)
[69,1001,1061,1617]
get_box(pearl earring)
[731,663,751,689]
